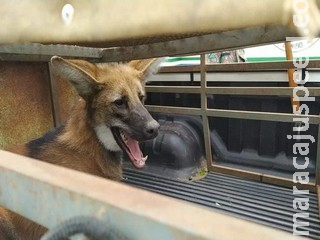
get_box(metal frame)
[159,60,320,73]
[145,60,320,190]
[100,26,299,62]
[0,1,319,236]
[317,127,320,185]
[2,0,320,46]
[0,150,302,240]
[1,47,319,188]
[200,54,213,169]
[0,26,311,63]
[146,86,320,97]
[48,63,61,127]
[0,44,103,62]
[318,186,320,218]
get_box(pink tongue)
[126,135,142,160]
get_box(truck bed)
[123,168,320,239]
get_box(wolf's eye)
[114,99,124,106]
[139,95,145,102]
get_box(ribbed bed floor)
[123,168,320,239]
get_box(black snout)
[144,120,160,139]
[128,104,160,141]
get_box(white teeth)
[141,155,148,161]
[119,130,128,143]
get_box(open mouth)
[111,127,148,169]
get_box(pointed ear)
[128,58,163,80]
[50,56,100,99]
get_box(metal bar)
[200,54,213,168]
[146,105,202,116]
[159,60,320,73]
[0,150,302,240]
[146,86,320,96]
[285,41,300,113]
[205,87,320,96]
[210,164,262,181]
[146,105,320,124]
[205,60,320,72]
[145,86,201,94]
[159,66,201,73]
[262,174,316,192]
[6,0,316,46]
[317,186,320,216]
[206,109,320,124]
[101,26,300,62]
[0,44,103,62]
[316,125,320,185]
[210,164,316,192]
[47,63,62,127]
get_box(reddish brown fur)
[0,57,160,240]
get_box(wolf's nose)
[145,120,160,138]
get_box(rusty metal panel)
[0,62,54,149]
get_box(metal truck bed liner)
[123,168,320,239]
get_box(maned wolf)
[0,56,161,240]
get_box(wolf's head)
[51,56,161,169]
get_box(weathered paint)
[0,62,54,149]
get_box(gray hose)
[41,216,128,240]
